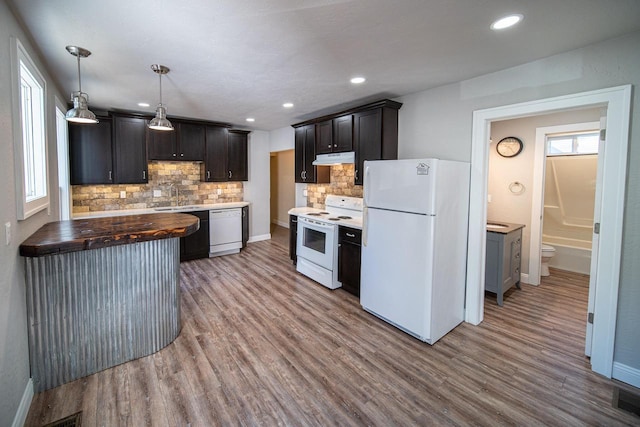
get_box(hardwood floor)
[25,228,639,426]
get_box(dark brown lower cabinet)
[338,226,361,297]
[180,211,210,262]
[289,215,298,263]
[242,205,249,248]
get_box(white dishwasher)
[209,208,243,256]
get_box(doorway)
[466,85,632,379]
[269,149,295,232]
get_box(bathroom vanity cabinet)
[485,224,524,306]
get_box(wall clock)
[496,136,523,158]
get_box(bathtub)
[542,235,592,275]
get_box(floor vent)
[613,382,640,417]
[43,412,82,427]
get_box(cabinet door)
[242,205,249,248]
[113,115,148,183]
[68,119,113,185]
[353,109,382,185]
[315,120,333,155]
[303,125,317,182]
[180,211,210,261]
[177,123,205,161]
[203,126,228,182]
[147,127,177,160]
[338,227,361,297]
[294,127,305,183]
[228,131,248,181]
[333,115,353,152]
[289,215,298,262]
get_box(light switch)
[120,191,127,199]
[487,194,492,203]
[5,222,10,245]
[217,189,222,195]
[153,190,162,197]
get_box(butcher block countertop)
[19,213,199,257]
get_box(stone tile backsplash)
[306,164,363,208]
[72,161,243,213]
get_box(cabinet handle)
[328,145,332,148]
[173,153,177,157]
[180,153,184,157]
[334,144,337,148]
[109,170,112,181]
[207,171,211,179]
[346,232,356,238]
[292,219,297,223]
[229,170,232,179]
[142,170,146,179]
[355,169,358,180]
[242,209,246,217]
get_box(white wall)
[395,31,640,376]
[1,2,65,423]
[245,130,271,241]
[487,109,600,277]
[269,126,294,153]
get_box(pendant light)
[148,64,174,131]
[65,46,98,124]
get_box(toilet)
[541,244,556,276]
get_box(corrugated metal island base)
[19,213,199,392]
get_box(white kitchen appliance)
[296,195,363,289]
[209,208,242,256]
[361,158,470,344]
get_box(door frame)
[465,85,631,378]
[55,97,71,220]
[529,120,601,285]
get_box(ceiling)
[9,0,640,131]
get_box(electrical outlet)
[120,191,126,199]
[303,189,308,197]
[153,190,162,197]
[217,188,222,195]
[5,222,10,245]
[487,194,492,203]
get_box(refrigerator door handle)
[362,206,368,247]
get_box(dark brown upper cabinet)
[69,118,113,185]
[112,114,149,184]
[292,99,400,186]
[148,122,205,161]
[333,115,353,152]
[201,127,248,182]
[228,130,249,181]
[315,115,353,155]
[295,124,329,184]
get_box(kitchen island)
[19,213,198,392]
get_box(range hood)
[312,151,355,165]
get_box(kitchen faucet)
[167,183,180,206]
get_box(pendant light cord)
[76,54,82,93]
[158,72,163,106]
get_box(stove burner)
[328,217,340,221]
[307,213,321,216]
[318,211,329,214]
[337,216,352,219]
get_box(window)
[12,38,49,219]
[547,131,599,156]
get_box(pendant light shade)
[65,46,98,124]
[148,64,173,131]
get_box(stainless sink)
[487,223,508,229]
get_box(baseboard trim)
[248,233,271,243]
[272,219,289,229]
[613,362,640,389]
[12,378,33,427]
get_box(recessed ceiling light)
[283,102,294,108]
[490,14,523,30]
[246,118,255,122]
[138,102,150,107]
[350,76,366,84]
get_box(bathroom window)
[11,37,49,219]
[547,131,599,156]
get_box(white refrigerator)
[361,158,470,344]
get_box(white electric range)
[288,195,363,289]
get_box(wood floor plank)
[24,228,640,426]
